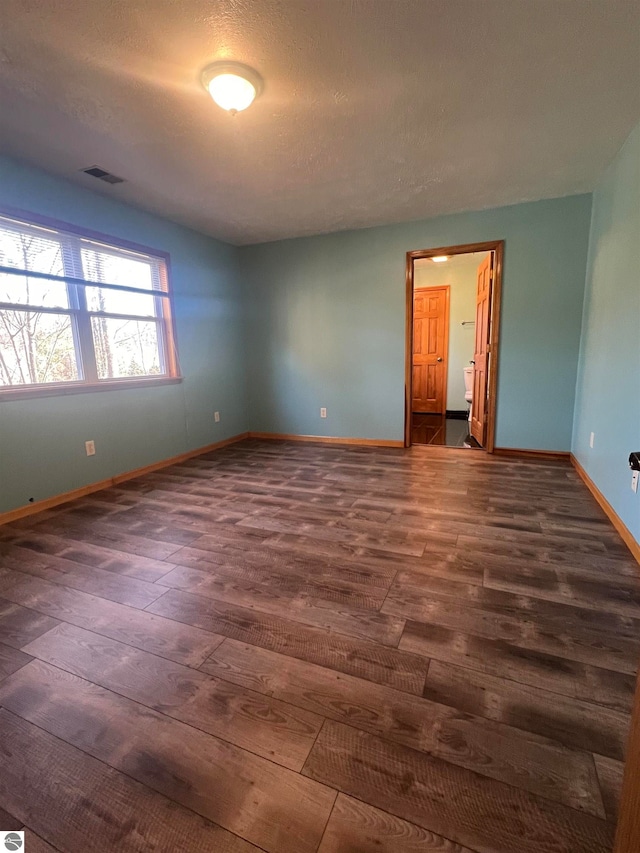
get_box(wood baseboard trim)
[570,454,640,566]
[0,432,250,527]
[247,432,404,448]
[493,447,571,462]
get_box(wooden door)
[614,665,640,852]
[470,254,493,446]
[412,286,449,414]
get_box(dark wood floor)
[411,413,481,448]
[0,439,638,852]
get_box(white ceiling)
[415,251,489,272]
[0,1,638,245]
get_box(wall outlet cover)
[320,408,327,418]
[214,411,220,423]
[85,440,96,456]
[589,432,595,448]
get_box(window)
[0,212,178,395]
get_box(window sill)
[0,376,184,402]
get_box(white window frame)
[0,209,180,399]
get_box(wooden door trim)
[412,284,450,417]
[405,240,504,450]
[614,666,640,851]
[470,254,492,446]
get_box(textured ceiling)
[0,1,638,245]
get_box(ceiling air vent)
[81,166,125,185]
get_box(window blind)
[0,212,178,391]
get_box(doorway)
[405,241,504,450]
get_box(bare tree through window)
[0,230,78,385]
[0,214,175,391]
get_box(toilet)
[463,366,474,423]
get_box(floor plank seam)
[19,656,329,778]
[312,792,339,853]
[145,588,409,653]
[304,713,616,824]
[1,441,636,853]
[418,649,635,715]
[0,706,273,853]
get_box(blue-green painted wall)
[241,195,592,449]
[0,157,246,513]
[572,122,640,545]
[2,156,612,519]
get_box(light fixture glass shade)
[208,74,256,112]
[201,62,263,113]
[431,256,449,263]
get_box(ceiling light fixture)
[431,256,449,263]
[201,61,262,114]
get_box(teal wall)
[0,157,246,513]
[572,122,640,545]
[241,195,593,448]
[2,155,617,520]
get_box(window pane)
[0,225,65,277]
[81,247,160,291]
[85,286,157,317]
[0,310,80,386]
[91,317,164,379]
[0,272,70,309]
[0,214,175,391]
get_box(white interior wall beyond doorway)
[414,252,489,413]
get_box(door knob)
[437,357,443,362]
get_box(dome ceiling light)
[201,61,263,114]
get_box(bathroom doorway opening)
[404,241,504,450]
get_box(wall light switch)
[632,471,638,494]
[589,432,595,449]
[320,408,327,418]
[214,411,220,423]
[85,440,96,456]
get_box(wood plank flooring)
[0,439,638,852]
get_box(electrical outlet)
[85,440,96,456]
[632,471,639,494]
[214,411,220,423]
[320,407,327,418]
[589,432,595,449]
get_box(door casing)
[613,665,640,852]
[470,253,492,446]
[405,240,504,450]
